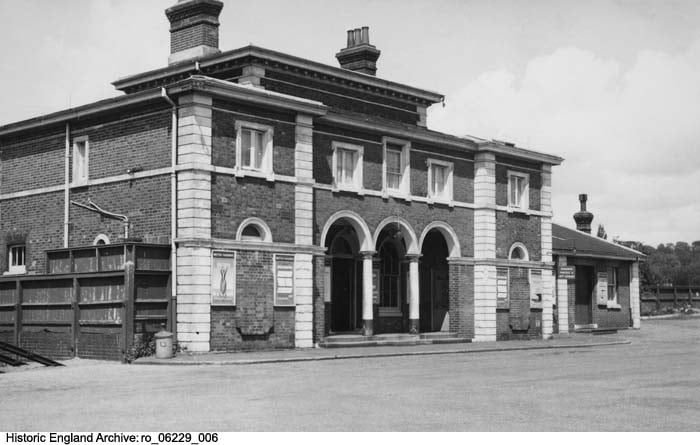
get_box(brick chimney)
[165,0,224,65]
[335,27,381,76]
[573,194,594,234]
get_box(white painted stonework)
[556,256,569,334]
[630,262,641,329]
[473,264,497,341]
[294,114,315,347]
[176,93,213,352]
[540,164,554,338]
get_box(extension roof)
[552,223,644,261]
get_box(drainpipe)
[64,123,70,248]
[161,87,178,336]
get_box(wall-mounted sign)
[275,255,295,307]
[212,251,236,305]
[372,268,379,305]
[596,272,608,305]
[558,266,576,280]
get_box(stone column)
[294,114,315,347]
[556,256,569,334]
[361,251,374,336]
[176,92,212,352]
[407,254,420,334]
[630,262,641,329]
[473,151,497,342]
[540,164,554,339]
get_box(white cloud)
[429,43,700,244]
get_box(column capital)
[406,253,422,262]
[359,250,376,259]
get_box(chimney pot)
[336,25,381,75]
[573,193,594,234]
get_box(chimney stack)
[165,0,224,65]
[335,26,381,76]
[573,194,594,234]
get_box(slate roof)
[552,223,644,261]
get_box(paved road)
[1,319,699,431]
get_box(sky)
[0,0,698,246]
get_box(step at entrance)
[319,332,469,348]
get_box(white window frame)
[332,141,364,193]
[72,136,89,185]
[427,158,453,203]
[382,137,411,199]
[529,269,543,308]
[508,242,530,262]
[607,267,620,308]
[8,244,26,275]
[507,170,529,210]
[235,217,273,243]
[235,121,274,180]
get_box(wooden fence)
[0,243,171,361]
[640,284,700,315]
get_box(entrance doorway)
[575,265,594,325]
[419,230,450,332]
[327,226,362,333]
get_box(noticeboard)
[211,251,236,305]
[274,255,295,307]
[558,266,576,280]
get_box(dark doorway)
[420,230,450,332]
[327,226,362,333]
[575,265,594,325]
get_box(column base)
[408,318,419,334]
[363,319,373,337]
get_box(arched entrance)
[419,230,451,332]
[375,225,408,333]
[326,224,363,333]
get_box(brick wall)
[72,110,171,181]
[449,262,474,338]
[211,174,295,243]
[313,255,326,342]
[0,191,64,273]
[497,267,542,340]
[410,145,474,203]
[211,100,296,176]
[495,212,541,261]
[209,251,295,350]
[171,23,219,53]
[314,190,475,257]
[0,130,65,194]
[69,176,171,246]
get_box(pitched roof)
[552,223,644,261]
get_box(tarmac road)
[1,318,699,431]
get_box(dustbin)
[154,329,174,359]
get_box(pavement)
[134,331,631,366]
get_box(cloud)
[429,43,700,244]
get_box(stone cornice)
[175,237,326,255]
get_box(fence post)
[123,245,135,360]
[673,286,678,307]
[655,284,660,311]
[14,280,22,347]
[72,277,80,358]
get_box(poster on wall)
[211,251,236,305]
[596,272,608,305]
[275,255,295,306]
[372,267,379,305]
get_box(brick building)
[553,195,643,333]
[0,0,566,357]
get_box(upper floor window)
[235,121,273,177]
[530,269,543,307]
[383,138,410,196]
[332,141,363,191]
[8,244,26,274]
[427,158,453,202]
[73,137,89,185]
[509,243,529,261]
[236,217,272,243]
[508,171,529,209]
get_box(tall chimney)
[335,26,381,76]
[165,0,224,65]
[573,194,594,234]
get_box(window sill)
[382,190,411,202]
[332,185,363,195]
[507,206,530,214]
[606,302,622,310]
[427,197,454,207]
[4,270,26,276]
[235,168,274,182]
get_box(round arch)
[320,210,373,252]
[93,234,110,246]
[419,221,461,258]
[508,242,529,261]
[236,217,273,243]
[373,216,419,255]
